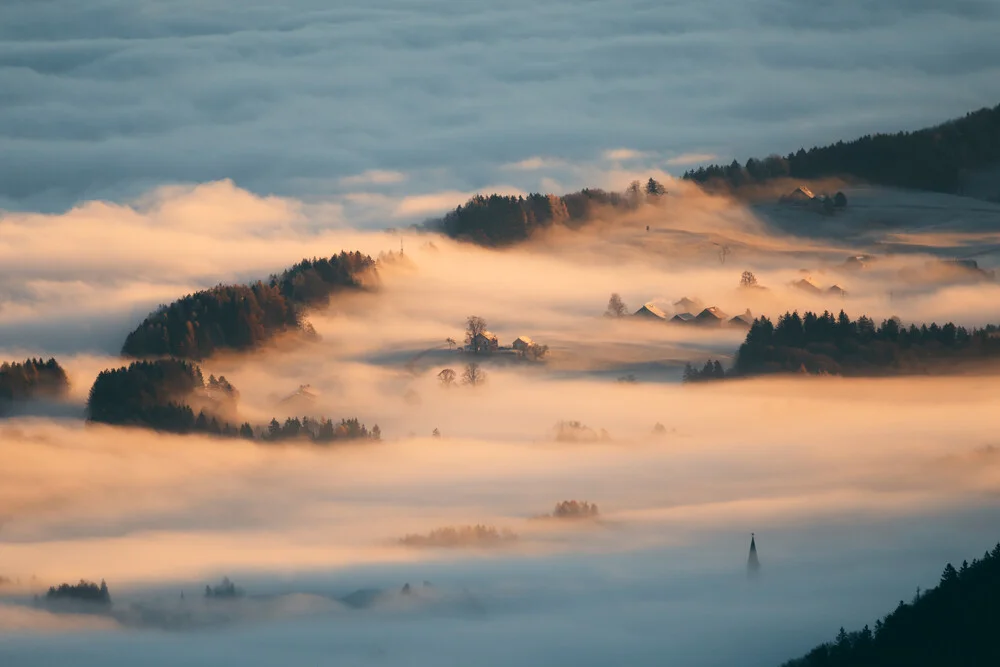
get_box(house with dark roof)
[694,306,728,326]
[673,297,702,313]
[633,303,668,320]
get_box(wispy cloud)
[502,157,569,171]
[602,149,651,162]
[665,153,718,167]
[339,170,408,187]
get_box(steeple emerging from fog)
[747,533,760,577]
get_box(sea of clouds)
[3,2,1000,665]
[2,0,1000,213]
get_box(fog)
[3,1,1000,212]
[3,2,1000,658]
[2,171,1000,666]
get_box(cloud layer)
[1,1,999,211]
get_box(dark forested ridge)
[435,180,665,246]
[86,359,224,433]
[43,580,111,606]
[121,251,376,360]
[736,311,1000,376]
[684,311,1000,381]
[683,104,1000,196]
[0,358,69,403]
[780,542,1000,667]
[87,359,380,442]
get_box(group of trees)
[684,311,1000,379]
[260,416,380,443]
[86,359,379,443]
[44,580,111,605]
[551,500,600,519]
[204,577,243,599]
[436,179,667,246]
[399,524,518,548]
[781,542,1000,667]
[682,360,727,382]
[0,358,69,403]
[121,251,375,360]
[735,311,1000,376]
[438,363,487,387]
[86,359,220,433]
[684,104,1000,195]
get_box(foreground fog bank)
[2,375,999,666]
[2,177,999,666]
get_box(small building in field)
[793,278,822,294]
[695,306,728,326]
[828,284,847,297]
[512,336,534,353]
[780,186,816,204]
[673,297,702,313]
[634,303,668,321]
[471,331,499,353]
[670,312,696,324]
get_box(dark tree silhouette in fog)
[683,104,1000,196]
[462,363,487,386]
[606,293,628,318]
[121,251,375,360]
[0,358,69,404]
[685,311,1000,380]
[780,541,1000,667]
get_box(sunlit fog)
[2,2,1000,666]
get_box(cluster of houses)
[468,332,545,358]
[793,277,848,297]
[632,297,754,329]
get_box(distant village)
[610,294,755,329]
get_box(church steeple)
[747,533,760,577]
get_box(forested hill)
[432,180,666,246]
[683,103,1000,195]
[0,358,69,403]
[121,251,375,360]
[780,541,1000,667]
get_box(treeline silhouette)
[43,579,111,605]
[0,358,69,402]
[683,103,1000,195]
[780,542,1000,667]
[121,251,375,360]
[437,180,666,246]
[260,416,380,443]
[683,360,728,382]
[87,359,225,433]
[87,359,380,442]
[685,311,1000,380]
[400,524,518,548]
[737,311,1000,376]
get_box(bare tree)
[465,316,488,353]
[446,337,456,350]
[437,368,456,388]
[605,293,627,318]
[740,270,758,288]
[461,362,487,387]
[626,180,644,208]
[432,428,441,438]
[713,243,731,264]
